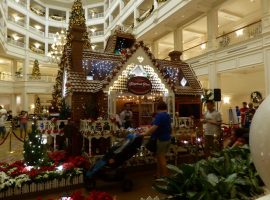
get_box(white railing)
[7,15,26,27]
[26,74,56,82]
[48,33,56,38]
[9,0,27,8]
[7,38,25,48]
[88,13,104,19]
[217,21,262,48]
[49,15,66,22]
[182,42,208,60]
[30,46,45,54]
[90,31,104,37]
[29,26,45,36]
[121,25,133,33]
[0,72,13,81]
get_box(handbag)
[145,138,157,153]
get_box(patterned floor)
[0,129,24,163]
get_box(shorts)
[20,123,27,130]
[156,140,170,155]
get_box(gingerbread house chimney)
[168,51,182,61]
[67,0,91,72]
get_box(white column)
[173,27,183,52]
[26,0,30,10]
[263,48,270,95]
[134,8,139,27]
[45,7,49,21]
[119,0,124,12]
[208,63,220,89]
[109,15,113,25]
[261,0,270,33]
[85,8,88,21]
[22,92,28,112]
[10,94,16,114]
[151,41,159,58]
[66,11,70,24]
[23,54,29,81]
[207,8,218,51]
[11,60,17,79]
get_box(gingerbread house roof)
[63,35,202,96]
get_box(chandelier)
[47,29,66,63]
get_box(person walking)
[201,100,222,155]
[143,101,171,178]
[19,111,28,138]
[240,102,248,128]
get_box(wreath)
[251,91,262,104]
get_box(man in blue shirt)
[144,101,171,177]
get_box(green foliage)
[153,146,264,200]
[23,125,49,167]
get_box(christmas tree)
[34,96,41,115]
[31,60,41,79]
[23,125,48,167]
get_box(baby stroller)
[84,133,143,191]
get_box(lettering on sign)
[127,76,152,95]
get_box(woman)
[19,111,28,138]
[143,101,171,178]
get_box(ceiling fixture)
[236,29,244,37]
[12,34,20,41]
[47,29,66,63]
[35,25,41,30]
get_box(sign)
[127,76,152,95]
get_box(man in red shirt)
[240,102,248,127]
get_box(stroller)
[84,133,143,191]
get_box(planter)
[0,175,83,199]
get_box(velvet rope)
[0,132,11,145]
[12,131,25,142]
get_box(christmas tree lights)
[23,125,49,167]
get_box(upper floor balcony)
[0,73,56,83]
[182,21,262,61]
[88,13,104,19]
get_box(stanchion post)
[9,131,12,153]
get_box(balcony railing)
[26,75,56,82]
[88,13,104,19]
[29,26,45,37]
[0,73,13,81]
[30,46,45,54]
[49,15,66,22]
[183,21,262,60]
[182,42,208,60]
[30,6,45,18]
[90,31,104,37]
[48,33,56,38]
[217,20,262,48]
[7,38,25,48]
[7,16,26,27]
[0,74,56,82]
[9,0,27,8]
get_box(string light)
[82,59,117,80]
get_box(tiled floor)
[0,129,24,163]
